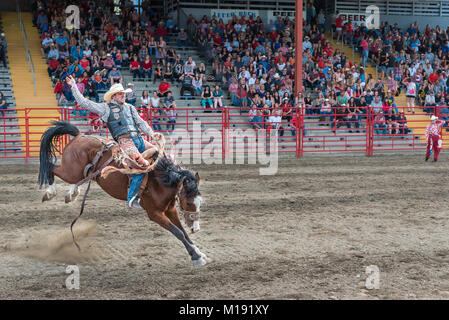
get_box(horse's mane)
[154,156,200,198]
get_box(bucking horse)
[37,121,210,267]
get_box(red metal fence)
[1,105,444,162]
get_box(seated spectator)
[180,74,195,97]
[88,112,103,132]
[130,55,142,81]
[249,105,263,130]
[201,85,213,109]
[153,63,163,83]
[180,56,196,81]
[150,107,162,132]
[165,104,177,132]
[373,112,387,135]
[85,78,99,103]
[268,108,282,130]
[213,84,224,109]
[164,62,173,81]
[177,28,188,50]
[158,78,171,97]
[41,33,53,57]
[109,65,123,84]
[141,55,153,80]
[192,73,203,96]
[140,90,151,110]
[103,53,115,70]
[125,83,136,106]
[163,91,177,110]
[150,91,161,109]
[47,56,60,78]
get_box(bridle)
[175,187,201,222]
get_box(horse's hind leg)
[42,180,57,202]
[65,184,80,203]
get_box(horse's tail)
[38,120,80,188]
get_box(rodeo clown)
[66,75,162,209]
[425,115,445,162]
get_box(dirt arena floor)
[1,154,449,300]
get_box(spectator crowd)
[33,0,449,137]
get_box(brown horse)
[38,121,210,267]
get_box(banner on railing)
[211,9,259,22]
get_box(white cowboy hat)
[431,115,438,121]
[104,83,132,102]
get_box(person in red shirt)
[158,78,171,97]
[429,71,439,84]
[155,23,167,39]
[344,22,353,45]
[129,55,142,80]
[335,15,343,43]
[141,55,153,80]
[47,56,59,77]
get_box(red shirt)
[49,59,59,70]
[336,17,343,28]
[130,61,140,69]
[142,60,152,70]
[158,82,170,94]
[155,26,167,37]
[429,73,439,83]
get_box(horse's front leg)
[146,209,209,267]
[165,204,210,264]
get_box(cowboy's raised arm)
[67,75,107,117]
[129,104,154,137]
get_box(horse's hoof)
[192,257,208,267]
[42,193,55,202]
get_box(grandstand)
[1,0,449,160]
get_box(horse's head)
[177,172,202,233]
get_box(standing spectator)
[0,92,7,118]
[403,77,417,113]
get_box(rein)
[70,141,115,251]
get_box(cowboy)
[66,75,161,209]
[425,115,445,162]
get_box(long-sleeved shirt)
[425,120,445,141]
[70,85,154,137]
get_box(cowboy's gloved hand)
[66,75,76,87]
[152,132,163,140]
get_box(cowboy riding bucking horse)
[66,75,161,209]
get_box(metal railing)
[336,0,449,17]
[17,1,36,96]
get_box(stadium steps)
[2,11,59,158]
[0,14,22,158]
[324,33,433,148]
